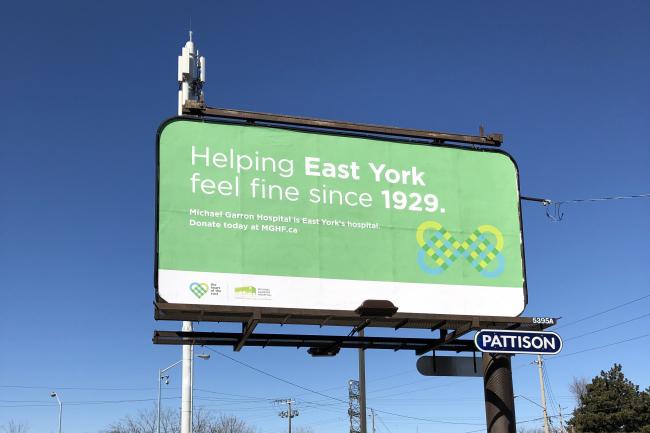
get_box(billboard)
[156,118,526,316]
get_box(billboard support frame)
[182,102,504,147]
[154,300,554,330]
[154,300,557,353]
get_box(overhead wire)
[375,411,393,433]
[555,293,650,330]
[551,331,650,359]
[292,368,414,399]
[542,362,560,419]
[545,193,650,204]
[203,346,483,426]
[563,311,650,341]
[0,384,154,391]
[520,192,650,222]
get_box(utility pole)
[535,355,551,433]
[559,404,566,433]
[177,31,205,433]
[370,408,376,433]
[358,329,367,433]
[276,399,298,433]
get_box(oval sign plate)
[474,329,563,355]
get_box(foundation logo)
[234,286,272,300]
[416,221,505,278]
[189,282,209,298]
[234,286,257,297]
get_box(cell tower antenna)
[177,30,205,115]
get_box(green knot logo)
[189,282,209,298]
[416,221,505,278]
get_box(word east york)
[189,147,426,207]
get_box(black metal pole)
[482,353,516,433]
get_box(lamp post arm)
[161,359,183,375]
[515,394,545,410]
[158,359,181,433]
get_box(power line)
[0,384,154,391]
[556,193,650,204]
[202,346,349,405]
[554,293,650,330]
[193,388,275,401]
[521,192,650,221]
[563,312,650,341]
[292,369,415,398]
[552,331,650,359]
[370,377,475,399]
[459,414,566,433]
[203,346,483,426]
[542,363,560,419]
[375,412,393,433]
[521,192,650,205]
[0,397,164,408]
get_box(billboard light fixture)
[355,300,398,318]
[308,346,341,357]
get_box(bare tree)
[103,408,177,433]
[1,421,29,433]
[209,414,256,433]
[103,408,255,433]
[517,427,544,433]
[569,376,588,404]
[292,427,314,433]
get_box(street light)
[50,391,62,433]
[157,353,210,433]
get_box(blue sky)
[1,1,649,432]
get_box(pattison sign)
[475,330,563,355]
[155,118,526,316]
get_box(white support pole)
[181,321,193,433]
[190,343,194,430]
[176,32,204,433]
[358,329,367,433]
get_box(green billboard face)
[156,118,526,316]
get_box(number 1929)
[380,190,440,213]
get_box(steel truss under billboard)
[156,112,527,319]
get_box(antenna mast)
[178,31,205,115]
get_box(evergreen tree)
[569,364,650,433]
